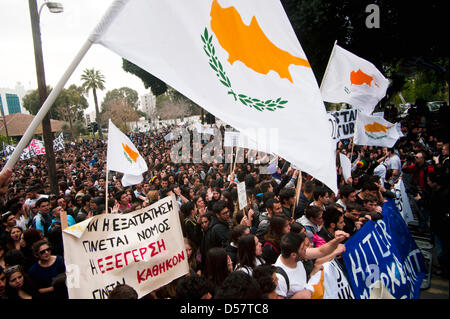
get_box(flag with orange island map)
[107,119,148,186]
[320,44,389,115]
[354,111,402,148]
[90,0,337,193]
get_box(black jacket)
[200,215,230,266]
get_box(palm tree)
[81,68,105,139]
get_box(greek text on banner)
[62,195,189,299]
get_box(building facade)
[0,84,30,116]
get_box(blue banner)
[342,199,426,299]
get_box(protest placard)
[308,259,355,299]
[237,182,247,211]
[339,153,352,183]
[62,195,189,299]
[342,199,426,299]
[223,131,240,147]
[328,108,358,141]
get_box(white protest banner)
[194,122,214,135]
[393,179,414,224]
[237,182,247,211]
[19,146,36,161]
[164,132,174,142]
[28,139,46,155]
[327,108,358,141]
[62,195,189,299]
[2,142,15,159]
[309,259,355,299]
[53,132,65,152]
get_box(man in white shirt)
[275,231,349,299]
[380,147,401,184]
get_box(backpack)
[275,266,290,292]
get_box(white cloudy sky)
[0,0,148,114]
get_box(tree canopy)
[101,87,140,112]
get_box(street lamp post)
[28,0,63,195]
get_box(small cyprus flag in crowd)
[320,43,389,115]
[107,119,148,186]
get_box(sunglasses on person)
[38,247,51,255]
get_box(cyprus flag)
[90,0,337,193]
[107,119,148,186]
[320,43,389,115]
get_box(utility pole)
[29,0,58,195]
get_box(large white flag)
[320,44,389,115]
[353,111,401,148]
[90,0,337,193]
[107,119,148,187]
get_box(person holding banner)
[317,205,346,243]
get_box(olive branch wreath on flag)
[201,27,288,112]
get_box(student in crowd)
[226,224,250,268]
[203,247,233,294]
[28,239,65,299]
[4,264,39,299]
[262,215,290,265]
[234,233,265,276]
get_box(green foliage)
[122,59,167,96]
[101,87,140,112]
[22,86,54,117]
[81,68,105,93]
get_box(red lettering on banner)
[115,253,123,268]
[96,240,171,275]
[105,255,114,272]
[98,258,104,274]
[139,247,147,261]
[135,250,186,284]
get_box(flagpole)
[319,40,338,91]
[349,137,355,163]
[105,169,109,213]
[2,39,93,173]
[292,170,303,220]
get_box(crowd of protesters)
[0,98,448,299]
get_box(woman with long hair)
[181,201,202,248]
[5,265,39,299]
[221,190,235,215]
[203,247,232,293]
[184,238,201,275]
[262,215,291,264]
[20,229,43,271]
[234,234,264,276]
[7,226,23,251]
